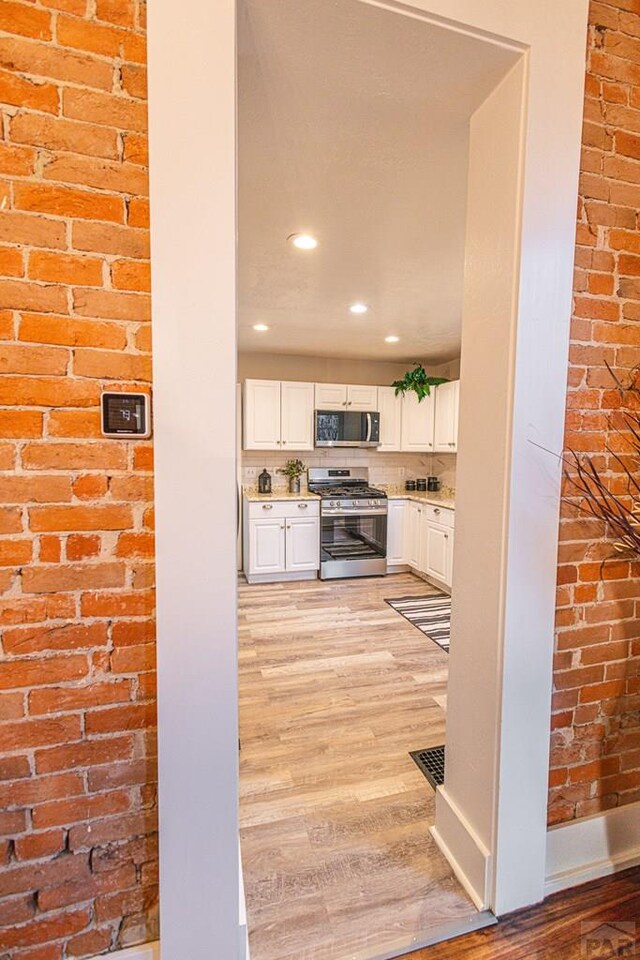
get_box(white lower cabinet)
[249,518,286,575]
[285,517,320,572]
[243,499,319,583]
[389,497,454,587]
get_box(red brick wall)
[0,1,158,955]
[549,0,640,826]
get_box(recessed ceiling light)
[288,233,318,250]
[349,302,368,315]
[385,335,400,343]
[253,324,269,332]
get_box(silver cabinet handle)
[262,504,273,510]
[445,533,449,539]
[434,508,440,514]
[298,503,308,509]
[283,440,287,444]
[281,524,285,529]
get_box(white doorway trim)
[146,0,589,955]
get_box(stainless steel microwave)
[314,410,380,448]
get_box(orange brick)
[0,507,22,534]
[28,504,131,532]
[35,735,132,774]
[122,132,148,166]
[0,344,68,376]
[85,702,155,735]
[0,376,100,408]
[0,539,32,566]
[111,258,150,291]
[28,251,103,287]
[72,288,151,322]
[33,790,130,830]
[63,87,147,132]
[22,562,125,595]
[0,907,91,951]
[14,182,124,224]
[115,532,154,558]
[120,63,146,99]
[72,220,149,258]
[0,68,58,113]
[66,534,100,559]
[0,475,72,504]
[73,348,151,381]
[39,535,61,563]
[96,0,134,25]
[72,474,108,498]
[0,410,43,439]
[14,830,66,862]
[0,0,52,40]
[20,313,127,350]
[22,442,127,471]
[0,244,24,277]
[0,656,87,691]
[42,153,148,197]
[0,211,66,250]
[127,196,149,227]
[10,113,119,161]
[29,679,129,714]
[81,590,154,618]
[0,279,68,314]
[0,36,113,90]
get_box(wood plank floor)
[405,865,640,959]
[238,572,480,960]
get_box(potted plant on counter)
[279,458,306,494]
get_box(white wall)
[147,0,240,957]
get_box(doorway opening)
[236,2,522,958]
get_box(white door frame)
[147,0,589,955]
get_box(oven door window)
[321,513,387,562]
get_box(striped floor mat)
[385,594,451,653]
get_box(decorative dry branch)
[564,362,640,560]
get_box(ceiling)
[237,0,518,363]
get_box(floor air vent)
[410,745,445,789]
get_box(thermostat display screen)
[101,393,150,438]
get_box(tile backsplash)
[241,449,456,492]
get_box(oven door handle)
[365,412,372,443]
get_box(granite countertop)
[380,485,456,510]
[243,488,320,502]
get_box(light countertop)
[380,486,456,510]
[243,488,320,502]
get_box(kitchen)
[235,0,518,957]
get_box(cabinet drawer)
[248,500,319,520]
[422,504,454,527]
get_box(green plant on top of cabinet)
[243,379,314,451]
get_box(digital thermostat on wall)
[101,392,151,439]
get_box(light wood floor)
[238,572,479,960]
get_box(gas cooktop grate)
[410,745,445,789]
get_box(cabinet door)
[315,383,347,410]
[243,380,281,451]
[281,381,314,451]
[447,527,455,588]
[377,386,402,451]
[347,384,378,411]
[407,502,421,568]
[434,380,460,453]
[400,391,435,452]
[424,521,451,583]
[248,519,285,574]
[285,517,319,572]
[386,500,407,565]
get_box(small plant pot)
[289,477,301,494]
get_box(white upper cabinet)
[281,381,314,451]
[243,379,281,450]
[243,379,314,451]
[315,383,348,410]
[314,383,378,411]
[377,386,402,451]
[400,390,435,452]
[434,380,460,453]
[347,385,378,411]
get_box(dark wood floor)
[407,866,640,959]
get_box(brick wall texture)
[0,0,157,956]
[549,0,640,826]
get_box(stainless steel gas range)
[307,468,388,579]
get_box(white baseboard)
[545,800,640,896]
[432,786,491,910]
[103,943,159,960]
